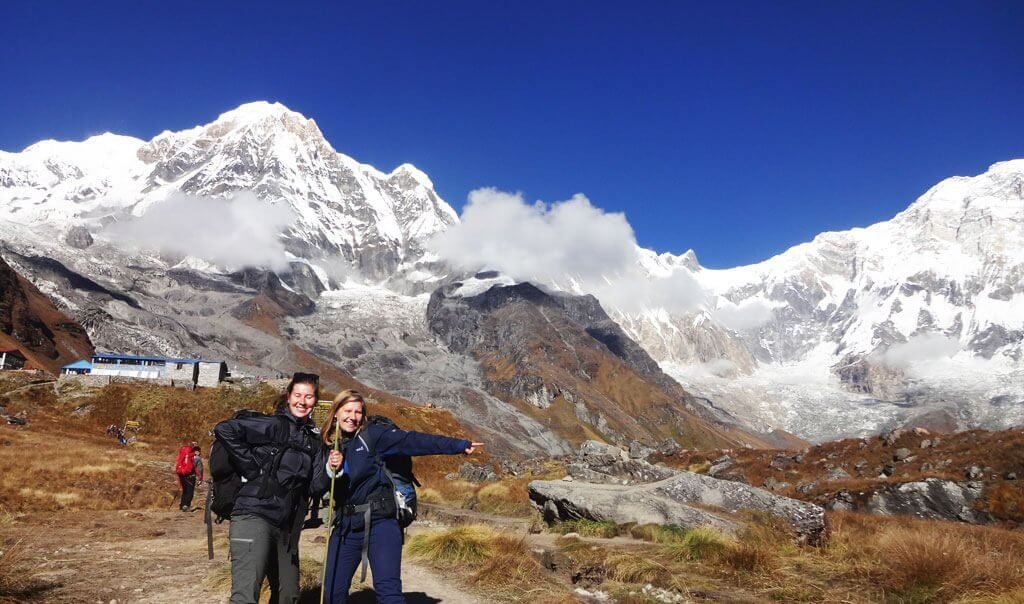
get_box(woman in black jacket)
[320,390,482,603]
[214,372,333,604]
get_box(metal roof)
[90,353,225,364]
[62,360,93,369]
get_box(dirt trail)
[3,507,480,603]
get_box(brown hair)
[275,372,321,413]
[320,389,367,445]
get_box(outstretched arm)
[374,427,473,457]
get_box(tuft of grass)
[605,553,677,589]
[406,524,497,565]
[406,524,573,601]
[875,525,1024,600]
[552,518,620,538]
[416,487,443,504]
[721,541,776,572]
[0,537,51,601]
[629,523,689,544]
[297,555,323,595]
[665,527,733,561]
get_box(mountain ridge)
[1,101,1021,443]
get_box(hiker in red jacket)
[176,442,203,512]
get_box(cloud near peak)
[103,191,295,271]
[428,187,711,315]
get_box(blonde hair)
[320,389,367,444]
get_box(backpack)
[204,410,298,559]
[363,415,420,528]
[175,445,194,476]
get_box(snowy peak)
[0,102,460,279]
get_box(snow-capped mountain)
[615,160,1024,439]
[1,101,1021,443]
[0,101,456,279]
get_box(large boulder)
[529,471,826,544]
[864,479,989,523]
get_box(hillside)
[657,426,1024,528]
[0,255,93,374]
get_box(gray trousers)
[229,514,300,604]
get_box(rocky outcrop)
[63,226,93,249]
[828,478,990,523]
[529,471,826,544]
[229,268,315,317]
[531,439,826,544]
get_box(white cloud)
[429,189,637,282]
[104,191,295,270]
[713,298,775,331]
[428,187,709,314]
[879,333,961,368]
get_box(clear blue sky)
[2,1,1021,268]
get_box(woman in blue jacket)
[320,390,482,603]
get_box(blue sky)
[2,1,1021,268]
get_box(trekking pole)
[320,423,341,604]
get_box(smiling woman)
[286,373,319,419]
[212,372,329,604]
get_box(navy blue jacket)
[333,423,469,530]
[214,409,329,528]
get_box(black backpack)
[364,415,420,528]
[204,410,295,559]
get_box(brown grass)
[409,524,569,601]
[543,511,1024,603]
[0,536,52,603]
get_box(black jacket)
[214,409,328,528]
[334,423,469,531]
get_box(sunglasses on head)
[292,372,320,383]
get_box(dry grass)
[409,524,569,601]
[552,518,620,538]
[0,537,51,603]
[664,527,734,562]
[406,524,498,565]
[605,553,676,587]
[629,523,689,544]
[542,511,1024,603]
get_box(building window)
[176,363,183,369]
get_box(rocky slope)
[0,255,93,373]
[426,280,787,450]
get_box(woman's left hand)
[464,442,485,455]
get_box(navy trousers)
[323,518,405,604]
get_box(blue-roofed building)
[89,353,229,387]
[61,360,93,375]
